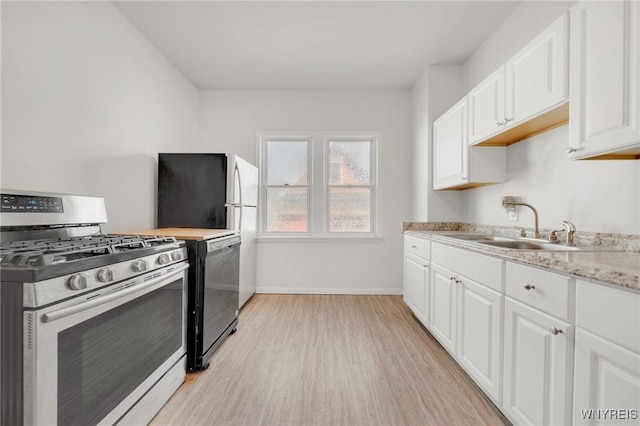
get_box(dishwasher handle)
[205,235,241,254]
[42,264,189,324]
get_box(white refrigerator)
[227,155,258,308]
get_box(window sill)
[256,235,384,244]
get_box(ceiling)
[113,1,522,90]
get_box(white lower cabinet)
[403,237,639,426]
[573,329,640,426]
[503,297,574,426]
[429,242,505,403]
[573,279,640,425]
[403,253,429,324]
[456,276,503,403]
[429,263,457,355]
[403,235,431,327]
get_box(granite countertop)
[403,225,640,292]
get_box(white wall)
[468,126,640,234]
[200,90,412,293]
[461,0,640,235]
[410,70,430,220]
[1,1,200,233]
[410,65,467,222]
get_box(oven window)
[57,279,183,426]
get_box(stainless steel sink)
[446,234,513,242]
[446,234,613,252]
[477,240,585,251]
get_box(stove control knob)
[131,259,148,273]
[171,251,182,261]
[67,274,89,291]
[96,268,115,283]
[157,253,171,265]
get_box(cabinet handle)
[524,284,535,290]
[566,147,578,154]
[461,176,467,181]
[411,245,417,249]
[504,117,512,123]
[549,326,563,335]
[496,121,504,126]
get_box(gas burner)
[0,233,184,281]
[0,235,179,264]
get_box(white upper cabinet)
[569,0,640,159]
[468,67,506,144]
[505,14,569,128]
[469,14,570,147]
[433,97,468,189]
[433,97,506,190]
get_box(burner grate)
[0,234,179,267]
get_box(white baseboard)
[255,287,402,295]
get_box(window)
[262,137,311,233]
[259,132,378,238]
[327,138,374,233]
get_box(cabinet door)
[503,298,573,426]
[573,328,640,426]
[403,253,429,324]
[505,14,568,126]
[456,277,503,403]
[429,263,457,355]
[468,67,506,145]
[569,0,640,159]
[433,97,468,190]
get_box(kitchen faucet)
[502,196,540,239]
[549,221,577,246]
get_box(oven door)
[23,263,188,426]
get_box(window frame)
[323,135,378,237]
[259,135,313,236]
[257,131,381,241]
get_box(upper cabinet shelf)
[568,0,640,160]
[469,14,569,147]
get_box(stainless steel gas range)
[0,190,189,426]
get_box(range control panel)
[1,193,64,213]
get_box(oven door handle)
[42,264,189,324]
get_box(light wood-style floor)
[151,295,508,426]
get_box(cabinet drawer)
[404,235,430,260]
[576,279,640,353]
[431,243,503,292]
[506,262,572,321]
